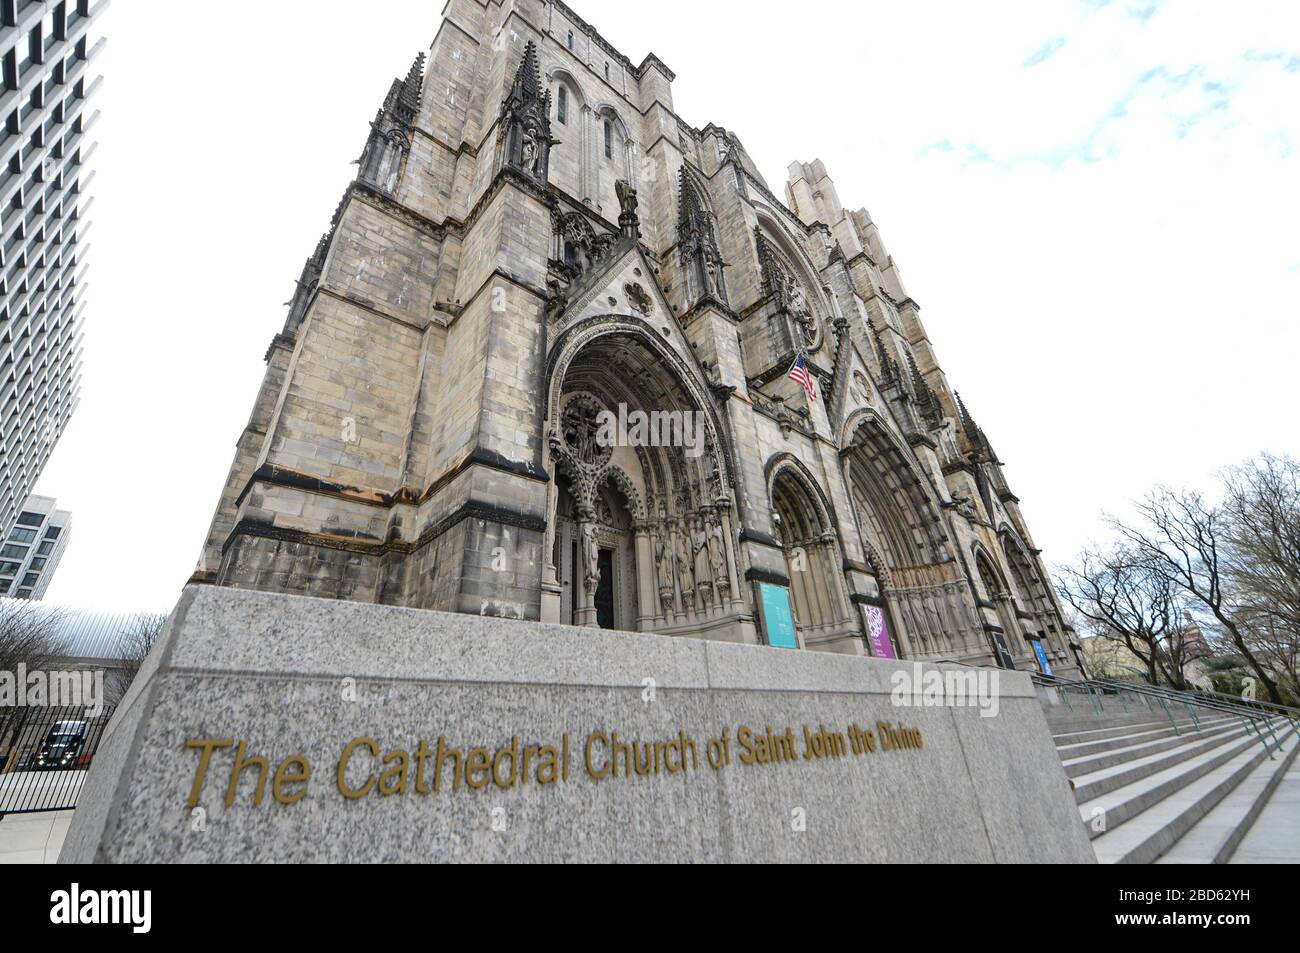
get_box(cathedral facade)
[194,0,1082,675]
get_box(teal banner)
[758,582,798,649]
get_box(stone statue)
[655,531,675,615]
[708,517,728,596]
[615,179,639,219]
[703,257,719,296]
[521,124,540,174]
[785,274,815,345]
[692,516,712,607]
[580,522,600,591]
[674,523,694,609]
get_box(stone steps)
[1058,716,1239,767]
[1157,733,1300,864]
[1042,694,1300,863]
[1072,721,1262,804]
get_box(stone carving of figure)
[784,274,816,345]
[674,523,694,609]
[521,124,540,174]
[655,531,675,615]
[580,522,600,591]
[703,257,720,296]
[692,516,712,607]
[562,401,609,467]
[615,179,639,219]
[708,517,728,597]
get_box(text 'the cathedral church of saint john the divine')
[192,0,1082,676]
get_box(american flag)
[787,352,818,400]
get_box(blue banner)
[1031,639,1053,675]
[758,583,798,649]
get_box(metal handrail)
[1032,672,1298,758]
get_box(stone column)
[718,500,742,611]
[633,521,654,631]
[540,450,561,623]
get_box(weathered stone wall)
[194,0,1081,677]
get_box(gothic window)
[603,119,613,159]
[604,62,610,81]
[567,30,574,50]
[557,85,567,124]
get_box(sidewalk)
[1231,753,1300,863]
[0,809,73,864]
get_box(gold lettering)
[433,736,463,793]
[465,747,490,790]
[492,736,519,789]
[184,738,233,809]
[273,755,311,805]
[337,736,378,799]
[585,731,609,780]
[226,740,269,808]
[379,749,410,795]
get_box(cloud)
[1024,36,1068,68]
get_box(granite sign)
[60,587,1094,864]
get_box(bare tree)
[104,612,167,710]
[1111,487,1283,703]
[1057,545,1190,687]
[1220,453,1300,701]
[0,600,67,763]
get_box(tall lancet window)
[557,85,567,124]
[603,119,613,159]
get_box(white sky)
[34,0,1300,611]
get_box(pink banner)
[862,604,896,659]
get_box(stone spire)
[357,51,425,194]
[955,391,995,459]
[871,321,901,389]
[677,168,726,305]
[500,41,554,185]
[907,350,944,429]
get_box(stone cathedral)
[193,0,1082,676]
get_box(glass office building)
[0,1,104,534]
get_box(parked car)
[35,720,88,770]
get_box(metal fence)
[0,704,115,814]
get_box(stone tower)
[194,0,1081,675]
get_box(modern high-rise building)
[0,491,69,597]
[194,0,1082,675]
[0,1,104,535]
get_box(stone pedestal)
[61,586,1095,864]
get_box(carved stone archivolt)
[756,227,823,351]
[544,323,742,631]
[559,393,612,469]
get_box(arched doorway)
[842,413,980,660]
[974,547,1020,668]
[542,321,741,637]
[1001,528,1066,667]
[768,461,854,651]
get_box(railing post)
[1183,701,1201,732]
[1117,690,1129,713]
[1266,718,1282,756]
[1086,684,1104,715]
[1159,696,1179,735]
[1245,718,1274,760]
